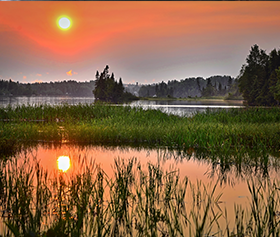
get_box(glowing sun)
[57,16,72,30]
[57,156,71,172]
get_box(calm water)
[0,96,96,107]
[2,96,274,235]
[6,144,280,224]
[0,96,244,116]
[129,99,244,116]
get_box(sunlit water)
[1,97,274,235]
[0,96,244,116]
[0,96,96,107]
[129,99,244,116]
[2,144,278,232]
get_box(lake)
[1,143,279,235]
[0,96,244,116]
[2,97,278,236]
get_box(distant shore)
[139,96,244,103]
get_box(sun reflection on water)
[57,156,70,172]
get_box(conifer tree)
[93,65,136,103]
[238,44,280,105]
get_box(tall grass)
[1,104,280,157]
[0,156,280,236]
[0,156,217,236]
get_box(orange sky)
[1,1,280,83]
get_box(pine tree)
[238,45,269,105]
[93,65,136,103]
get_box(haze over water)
[0,96,244,116]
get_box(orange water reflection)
[12,144,280,232]
[57,156,71,172]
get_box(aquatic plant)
[0,155,280,236]
[1,104,280,158]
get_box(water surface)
[0,96,244,116]
[11,144,280,221]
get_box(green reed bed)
[1,104,280,157]
[1,156,280,237]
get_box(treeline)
[93,65,138,103]
[238,44,280,106]
[0,79,95,97]
[3,44,280,106]
[138,75,241,99]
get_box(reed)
[1,155,280,236]
[0,155,221,236]
[1,104,280,158]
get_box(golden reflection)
[57,156,70,172]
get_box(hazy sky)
[1,1,280,84]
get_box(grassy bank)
[1,104,280,157]
[1,156,280,236]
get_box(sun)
[57,16,72,30]
[57,156,71,172]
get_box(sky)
[0,1,280,84]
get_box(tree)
[273,67,280,103]
[238,45,280,106]
[238,45,270,105]
[218,82,222,92]
[196,79,201,92]
[202,78,217,97]
[93,65,137,103]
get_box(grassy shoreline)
[1,104,280,236]
[1,104,280,158]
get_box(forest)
[138,75,241,99]
[0,79,95,97]
[1,44,280,106]
[238,44,280,106]
[0,75,240,100]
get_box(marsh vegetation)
[1,104,280,156]
[1,154,280,237]
[1,103,280,236]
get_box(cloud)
[66,70,78,76]
[32,79,43,83]
[36,74,42,76]
[66,70,72,76]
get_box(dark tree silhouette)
[93,65,138,103]
[238,44,280,106]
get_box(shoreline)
[139,96,244,103]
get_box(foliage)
[0,79,33,96]
[1,104,280,157]
[238,44,280,106]
[138,76,237,99]
[0,79,95,97]
[1,154,280,236]
[273,67,280,102]
[93,65,138,103]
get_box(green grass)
[1,155,280,236]
[1,104,280,158]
